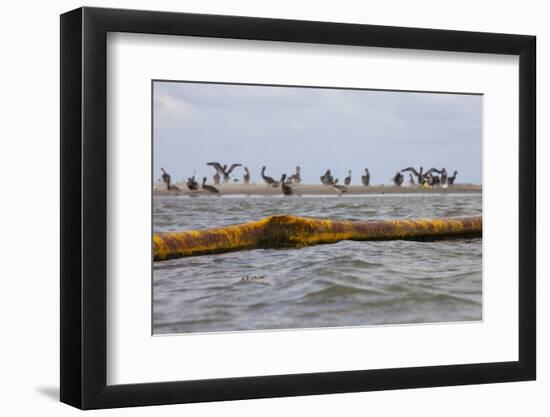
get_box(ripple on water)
[153,194,482,334]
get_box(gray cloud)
[153,81,482,185]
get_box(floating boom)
[153,215,482,262]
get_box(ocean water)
[153,194,482,334]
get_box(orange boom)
[153,215,482,262]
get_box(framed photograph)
[60,6,536,409]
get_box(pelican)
[261,166,277,187]
[440,168,448,184]
[401,166,426,185]
[207,162,242,182]
[288,166,302,184]
[213,171,221,185]
[333,183,348,195]
[160,168,171,190]
[344,170,352,186]
[424,167,448,184]
[361,168,370,186]
[280,174,293,195]
[202,177,219,194]
[447,170,458,185]
[429,167,448,184]
[186,175,199,191]
[408,173,416,186]
[207,162,226,184]
[424,173,441,186]
[392,172,404,186]
[320,169,336,185]
[320,169,330,185]
[243,167,250,184]
[425,168,442,186]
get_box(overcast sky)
[153,81,482,185]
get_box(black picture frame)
[60,6,536,410]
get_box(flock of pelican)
[160,163,458,196]
[396,167,458,187]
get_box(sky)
[153,81,482,185]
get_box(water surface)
[153,194,482,334]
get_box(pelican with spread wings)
[206,162,242,182]
[401,166,427,185]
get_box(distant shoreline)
[153,183,482,196]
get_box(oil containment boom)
[153,215,482,261]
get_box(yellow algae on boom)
[153,215,482,262]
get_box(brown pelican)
[447,170,458,185]
[424,172,441,186]
[408,173,416,186]
[440,168,448,184]
[207,162,242,182]
[344,170,352,186]
[333,183,348,195]
[320,169,329,184]
[261,166,278,187]
[280,174,293,195]
[401,166,427,185]
[361,168,370,186]
[160,168,171,190]
[186,175,199,191]
[288,166,302,184]
[243,167,250,184]
[424,168,448,184]
[425,168,442,186]
[202,177,219,194]
[324,170,338,185]
[392,172,404,186]
[209,162,226,176]
[320,169,335,185]
[213,171,221,185]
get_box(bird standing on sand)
[207,162,242,182]
[202,177,219,194]
[392,172,404,186]
[243,167,250,184]
[321,169,338,185]
[288,166,302,184]
[320,170,328,184]
[425,168,442,186]
[424,173,441,186]
[408,173,416,186]
[361,168,370,186]
[160,168,171,190]
[213,171,221,185]
[440,168,448,184]
[447,170,458,185]
[280,174,293,195]
[344,170,352,186]
[424,167,447,184]
[186,175,199,191]
[261,166,278,187]
[320,169,335,185]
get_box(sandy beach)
[153,182,482,196]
